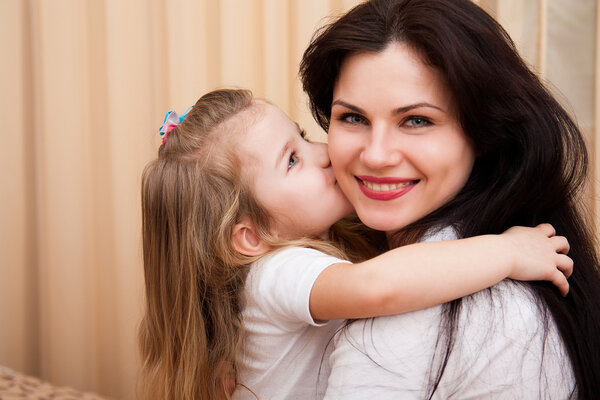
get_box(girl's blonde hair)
[139,89,379,399]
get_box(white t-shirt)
[233,247,348,400]
[325,227,575,399]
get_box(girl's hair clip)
[159,106,193,145]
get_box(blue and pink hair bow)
[159,106,193,145]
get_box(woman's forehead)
[334,43,452,113]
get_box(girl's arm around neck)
[309,224,572,321]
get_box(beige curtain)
[1,0,597,398]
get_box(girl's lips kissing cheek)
[355,175,419,201]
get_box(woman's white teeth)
[362,180,413,192]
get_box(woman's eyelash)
[334,112,432,127]
[403,116,432,127]
[338,112,367,125]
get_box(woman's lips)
[355,175,418,200]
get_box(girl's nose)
[360,125,402,169]
[313,141,331,168]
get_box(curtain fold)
[1,1,597,398]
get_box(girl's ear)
[231,220,270,256]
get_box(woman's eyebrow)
[331,100,365,114]
[392,102,444,114]
[332,100,444,114]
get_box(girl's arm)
[309,223,572,321]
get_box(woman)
[300,0,600,398]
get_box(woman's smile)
[356,176,419,200]
[328,42,475,233]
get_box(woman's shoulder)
[452,280,573,395]
[335,303,445,366]
[338,280,540,345]
[335,280,559,365]
[463,279,550,335]
[329,281,573,398]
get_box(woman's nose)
[360,126,402,169]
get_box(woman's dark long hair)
[300,0,600,398]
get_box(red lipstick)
[356,175,418,201]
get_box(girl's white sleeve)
[245,247,349,330]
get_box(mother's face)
[328,42,475,234]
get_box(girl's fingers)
[551,235,570,254]
[551,271,570,297]
[537,223,556,238]
[555,254,574,279]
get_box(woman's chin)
[355,212,412,234]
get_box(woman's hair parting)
[300,0,600,398]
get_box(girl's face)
[239,103,353,239]
[328,42,475,235]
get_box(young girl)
[138,89,572,400]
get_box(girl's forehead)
[236,103,299,166]
[230,105,268,160]
[219,102,265,142]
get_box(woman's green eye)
[405,117,431,127]
[345,114,364,124]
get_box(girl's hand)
[502,223,572,296]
